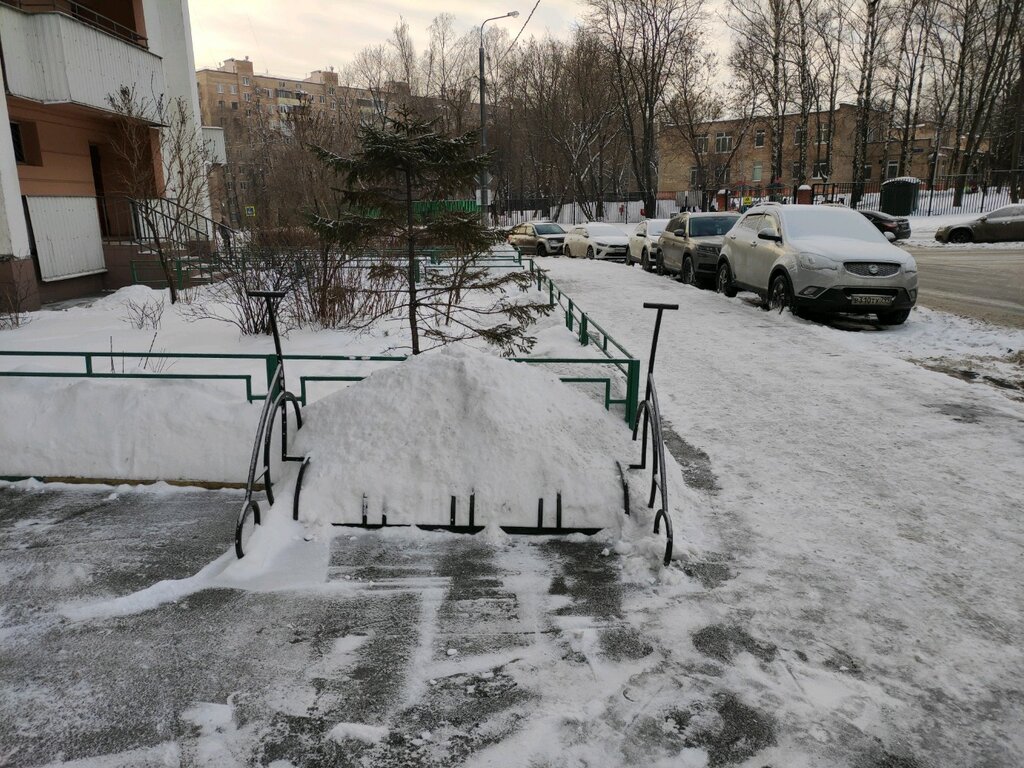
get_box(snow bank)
[292,346,632,530]
[328,722,389,744]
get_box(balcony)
[0,2,165,115]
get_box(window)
[690,167,699,187]
[330,100,337,109]
[328,86,336,95]
[741,213,763,231]
[279,81,286,88]
[10,123,25,163]
[795,126,806,146]
[217,100,225,108]
[812,160,829,179]
[216,84,224,94]
[752,161,763,183]
[276,89,294,99]
[863,164,873,181]
[816,124,831,144]
[754,129,765,148]
[716,165,731,184]
[229,84,238,95]
[792,161,802,179]
[231,101,238,110]
[242,76,250,86]
[715,132,732,154]
[696,135,708,154]
[318,95,326,103]
[886,160,899,178]
[243,92,252,102]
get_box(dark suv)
[658,212,740,285]
[507,221,567,256]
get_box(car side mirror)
[674,229,685,237]
[757,228,781,242]
[884,231,896,242]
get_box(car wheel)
[587,246,595,260]
[876,308,911,325]
[641,249,652,271]
[948,229,972,244]
[536,243,547,257]
[681,256,695,285]
[767,272,794,313]
[716,261,737,298]
[655,254,665,275]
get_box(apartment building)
[0,0,223,310]
[658,103,957,204]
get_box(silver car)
[934,205,1024,243]
[717,203,918,325]
[627,218,670,269]
[564,222,630,260]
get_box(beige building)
[1,0,218,310]
[658,104,958,205]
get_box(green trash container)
[879,177,921,216]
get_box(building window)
[330,100,337,109]
[886,160,899,178]
[792,161,802,179]
[816,124,831,144]
[754,129,765,148]
[318,95,326,103]
[690,167,699,187]
[752,161,762,183]
[863,164,873,181]
[696,135,708,154]
[242,76,250,86]
[229,84,238,95]
[795,126,806,146]
[717,166,731,184]
[715,132,733,154]
[217,100,225,108]
[812,160,829,178]
[231,101,238,110]
[10,123,25,163]
[328,86,336,95]
[216,84,224,94]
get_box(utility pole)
[479,11,519,225]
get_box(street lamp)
[479,10,519,224]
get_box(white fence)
[25,196,106,281]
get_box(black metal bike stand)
[249,289,289,389]
[631,302,678,467]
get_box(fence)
[1,259,642,425]
[496,196,676,227]
[811,171,1024,216]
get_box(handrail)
[630,372,673,566]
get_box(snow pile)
[292,346,633,530]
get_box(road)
[905,245,1024,327]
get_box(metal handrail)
[631,372,673,566]
[1,0,148,47]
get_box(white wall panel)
[0,5,165,113]
[25,197,106,281]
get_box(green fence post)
[549,282,554,307]
[264,354,278,399]
[84,354,93,375]
[130,262,137,285]
[625,359,640,427]
[579,314,589,346]
[175,259,183,290]
[566,298,574,331]
[537,269,542,292]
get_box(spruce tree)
[309,111,550,354]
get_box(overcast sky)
[189,0,586,79]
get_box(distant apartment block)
[658,104,962,205]
[0,0,221,310]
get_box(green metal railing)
[3,257,641,425]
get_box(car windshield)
[689,216,738,237]
[588,224,622,236]
[534,223,565,234]
[646,220,668,236]
[782,207,886,242]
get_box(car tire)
[587,246,595,260]
[716,261,737,297]
[876,308,911,325]
[641,249,652,271]
[655,254,665,275]
[680,256,695,285]
[948,229,972,244]
[767,272,794,313]
[536,243,547,257]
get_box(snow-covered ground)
[2,259,1023,766]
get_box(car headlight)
[797,252,838,271]
[594,241,608,247]
[903,258,918,274]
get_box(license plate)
[850,294,894,306]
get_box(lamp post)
[479,10,519,225]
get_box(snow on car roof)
[779,205,888,242]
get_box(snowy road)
[539,257,1024,767]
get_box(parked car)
[627,219,670,269]
[717,203,918,325]
[564,223,630,260]
[859,209,911,240]
[934,205,1024,243]
[658,212,741,285]
[507,221,567,256]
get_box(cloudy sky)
[189,0,586,79]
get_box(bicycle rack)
[235,290,307,558]
[629,302,678,566]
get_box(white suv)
[717,204,918,325]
